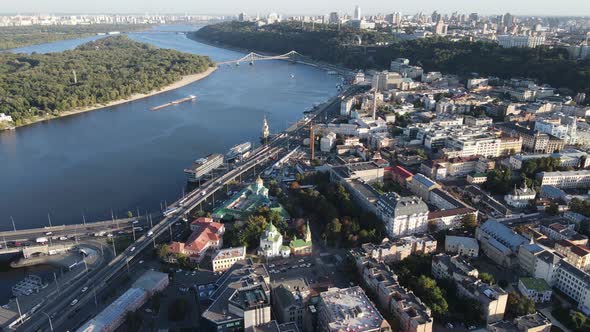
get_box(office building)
[497,35,545,48]
[407,173,440,201]
[555,240,590,272]
[184,153,224,182]
[554,261,590,314]
[476,220,529,267]
[488,312,552,332]
[538,170,590,189]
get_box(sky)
[2,0,590,17]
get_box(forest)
[0,24,152,50]
[194,21,590,95]
[0,36,213,125]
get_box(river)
[0,25,340,301]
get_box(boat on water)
[150,95,197,111]
[226,142,252,162]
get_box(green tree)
[157,244,170,261]
[545,202,559,216]
[413,276,448,317]
[127,211,133,218]
[461,214,478,230]
[506,291,535,319]
[479,272,495,285]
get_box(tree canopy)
[195,21,590,98]
[0,35,213,125]
[0,24,152,50]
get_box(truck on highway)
[147,231,154,237]
[35,237,48,244]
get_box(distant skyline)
[2,0,590,17]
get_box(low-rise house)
[445,236,479,257]
[211,246,246,272]
[517,278,552,303]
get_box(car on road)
[70,299,79,306]
[139,260,144,264]
[132,220,139,224]
[130,247,136,252]
[81,287,88,293]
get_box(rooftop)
[320,286,388,332]
[445,235,479,249]
[212,246,246,261]
[519,278,551,292]
[478,220,528,251]
[411,173,439,189]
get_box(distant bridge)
[217,50,305,65]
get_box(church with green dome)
[212,176,289,222]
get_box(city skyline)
[2,0,590,17]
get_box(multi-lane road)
[16,84,365,332]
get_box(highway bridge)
[14,84,366,332]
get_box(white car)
[81,287,88,293]
[130,247,136,252]
[139,260,144,264]
[70,299,78,306]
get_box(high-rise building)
[328,12,339,24]
[434,18,447,35]
[354,5,361,20]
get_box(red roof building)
[386,165,414,185]
[169,217,225,262]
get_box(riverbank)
[6,65,217,130]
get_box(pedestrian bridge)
[217,50,305,65]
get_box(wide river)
[0,25,340,300]
[0,25,341,231]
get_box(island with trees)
[0,36,214,127]
[193,21,590,95]
[0,24,152,50]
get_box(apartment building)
[354,255,433,332]
[554,240,590,272]
[408,173,440,201]
[376,193,429,238]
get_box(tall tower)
[372,89,377,120]
[305,220,312,243]
[309,123,315,161]
[261,115,270,144]
[354,5,361,20]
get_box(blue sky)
[3,0,589,16]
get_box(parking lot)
[267,253,350,290]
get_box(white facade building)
[376,193,429,238]
[498,35,546,48]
